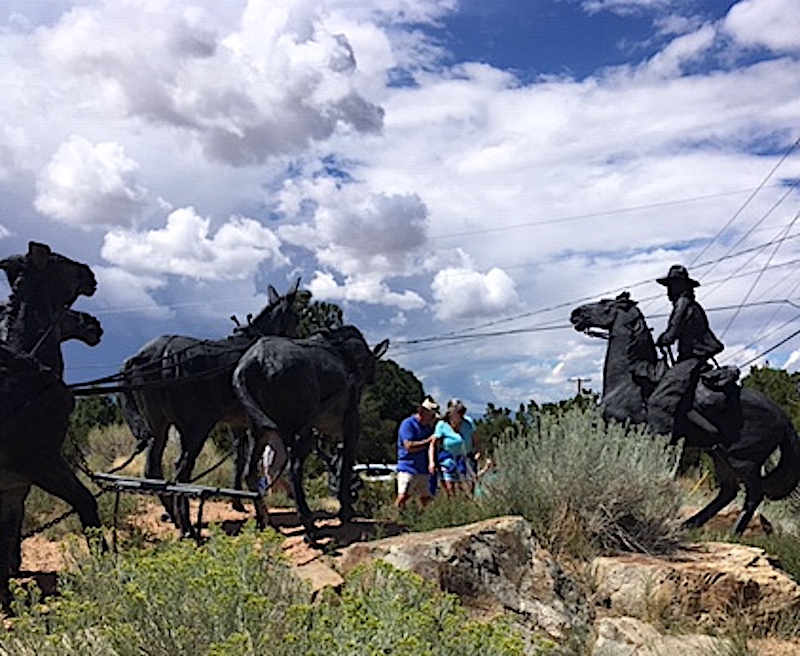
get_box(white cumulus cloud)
[308,270,425,309]
[34,135,148,228]
[431,267,520,321]
[101,207,287,280]
[723,0,800,54]
[278,175,431,278]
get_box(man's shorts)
[397,471,430,498]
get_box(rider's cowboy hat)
[657,264,700,288]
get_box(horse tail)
[762,416,800,501]
[232,349,279,434]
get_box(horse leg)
[142,423,175,523]
[8,486,30,574]
[337,408,359,523]
[230,427,251,513]
[681,450,738,530]
[288,429,317,540]
[172,433,206,539]
[32,458,105,555]
[242,430,271,530]
[732,464,765,536]
[0,491,19,612]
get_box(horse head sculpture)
[0,241,97,370]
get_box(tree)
[67,394,124,459]
[742,364,800,430]
[357,359,425,463]
[294,290,344,337]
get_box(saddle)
[691,365,740,430]
[635,358,741,442]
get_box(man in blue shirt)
[395,396,439,509]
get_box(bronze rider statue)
[646,265,724,438]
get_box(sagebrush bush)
[400,493,496,533]
[2,527,530,656]
[482,406,685,559]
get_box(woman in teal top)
[429,406,467,497]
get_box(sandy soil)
[18,497,401,589]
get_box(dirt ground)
[18,497,402,589]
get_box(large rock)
[592,616,730,656]
[591,542,800,629]
[332,515,590,639]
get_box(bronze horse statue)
[118,280,301,535]
[0,242,104,605]
[233,326,388,541]
[571,292,800,534]
[1,308,104,575]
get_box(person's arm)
[657,296,690,347]
[467,418,481,459]
[401,420,434,452]
[428,435,437,474]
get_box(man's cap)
[419,397,440,415]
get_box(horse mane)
[616,293,657,365]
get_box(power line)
[689,136,800,268]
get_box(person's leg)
[410,474,432,507]
[395,472,414,508]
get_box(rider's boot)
[686,409,720,438]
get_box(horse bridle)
[581,328,610,340]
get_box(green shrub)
[3,528,529,656]
[482,406,685,559]
[401,494,496,533]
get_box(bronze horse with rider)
[571,280,800,535]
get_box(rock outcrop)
[592,616,730,656]
[591,541,800,629]
[331,515,590,639]
[286,515,800,654]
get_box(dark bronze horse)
[118,280,300,534]
[232,326,388,540]
[571,293,800,534]
[0,242,104,605]
[1,308,104,575]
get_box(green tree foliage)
[742,364,800,430]
[68,394,123,452]
[476,394,601,457]
[358,359,424,464]
[294,289,344,337]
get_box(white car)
[353,463,397,482]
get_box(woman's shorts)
[397,471,430,497]
[438,452,465,483]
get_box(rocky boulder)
[592,616,730,656]
[331,515,590,639]
[591,541,800,630]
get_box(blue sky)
[1,0,800,412]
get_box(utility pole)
[569,376,592,396]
